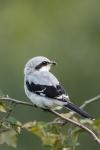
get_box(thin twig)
[50,109,100,145]
[80,94,100,109]
[0,97,33,107]
[68,94,100,117]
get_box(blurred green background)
[0,0,100,150]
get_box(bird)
[24,56,93,119]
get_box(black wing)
[26,81,66,99]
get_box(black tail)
[64,102,93,119]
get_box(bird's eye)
[42,61,48,65]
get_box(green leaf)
[0,102,12,113]
[7,116,22,126]
[0,129,17,148]
[6,117,22,133]
[92,119,100,130]
[0,103,7,112]
[23,121,64,149]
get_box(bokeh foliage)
[0,94,100,150]
[0,0,100,150]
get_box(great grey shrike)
[24,56,93,119]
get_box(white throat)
[39,65,51,72]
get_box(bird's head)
[24,56,57,75]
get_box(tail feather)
[64,102,93,119]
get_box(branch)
[68,94,100,117]
[0,94,100,110]
[49,109,100,145]
[0,95,100,145]
[0,96,33,107]
[80,94,100,109]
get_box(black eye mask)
[35,61,49,70]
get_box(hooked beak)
[50,61,57,66]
